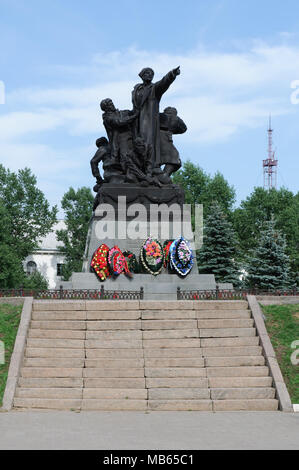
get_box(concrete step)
[144,358,204,368]
[86,320,141,330]
[83,388,147,399]
[142,329,199,340]
[196,310,251,319]
[149,400,212,411]
[194,301,248,310]
[84,378,146,388]
[148,388,210,400]
[83,368,144,378]
[208,377,273,388]
[200,328,256,338]
[145,367,206,378]
[141,310,196,320]
[143,339,201,349]
[142,320,197,330]
[15,387,82,398]
[202,346,262,357]
[30,320,86,330]
[211,387,276,400]
[85,300,140,311]
[81,399,147,410]
[140,301,194,311]
[32,311,86,320]
[18,377,84,388]
[85,330,142,340]
[28,329,85,339]
[206,366,269,377]
[143,348,203,358]
[197,319,253,329]
[146,378,208,388]
[33,301,85,311]
[201,337,259,347]
[14,397,82,409]
[23,357,85,368]
[212,399,278,411]
[25,348,85,358]
[205,356,265,367]
[85,339,143,349]
[86,348,143,358]
[85,359,144,368]
[26,338,84,349]
[87,311,141,320]
[21,367,83,378]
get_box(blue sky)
[0,0,299,214]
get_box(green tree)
[22,271,49,290]
[246,219,292,290]
[197,202,240,285]
[56,187,94,280]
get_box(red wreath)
[90,244,110,281]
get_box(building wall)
[24,252,66,289]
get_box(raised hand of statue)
[173,66,180,76]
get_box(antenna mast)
[263,115,278,189]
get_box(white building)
[23,220,66,289]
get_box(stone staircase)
[14,299,279,411]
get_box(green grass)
[0,303,22,406]
[262,303,299,404]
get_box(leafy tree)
[197,202,240,285]
[22,271,49,290]
[245,219,293,290]
[56,187,94,280]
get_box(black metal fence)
[0,285,144,300]
[177,286,298,300]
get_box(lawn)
[262,303,299,404]
[0,303,22,407]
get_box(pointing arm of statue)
[155,66,180,101]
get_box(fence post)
[59,285,63,299]
[216,285,219,300]
[100,285,105,299]
[140,287,144,300]
[177,287,181,300]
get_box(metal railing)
[0,285,144,300]
[177,286,298,300]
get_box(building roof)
[37,220,66,251]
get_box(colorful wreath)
[90,243,110,281]
[140,236,164,276]
[123,251,140,273]
[108,246,132,278]
[169,237,194,277]
[163,240,174,268]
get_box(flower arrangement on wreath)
[140,236,164,275]
[123,251,140,273]
[163,240,174,268]
[108,246,132,278]
[169,236,194,277]
[90,243,110,281]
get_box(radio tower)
[263,115,278,189]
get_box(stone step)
[206,366,269,377]
[208,377,273,388]
[142,320,197,330]
[143,339,201,349]
[86,320,141,330]
[84,378,146,388]
[33,301,85,311]
[87,311,141,320]
[148,388,210,400]
[28,329,86,339]
[196,310,251,319]
[197,319,254,329]
[26,338,85,349]
[85,330,142,340]
[194,301,248,310]
[140,301,194,311]
[85,359,144,368]
[18,377,84,388]
[200,328,256,338]
[86,348,143,358]
[143,348,203,358]
[14,397,82,409]
[21,367,83,378]
[202,346,262,357]
[212,399,278,411]
[205,356,265,367]
[142,329,199,340]
[83,388,147,399]
[85,339,143,349]
[32,311,86,320]
[81,399,147,410]
[83,368,144,378]
[211,387,276,400]
[30,321,86,330]
[25,348,85,358]
[23,357,85,368]
[146,378,208,388]
[145,367,206,378]
[149,400,212,411]
[145,358,204,368]
[201,337,259,347]
[141,310,196,320]
[15,387,82,398]
[85,300,140,311]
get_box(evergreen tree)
[198,202,240,285]
[246,219,293,290]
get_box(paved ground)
[0,410,298,449]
